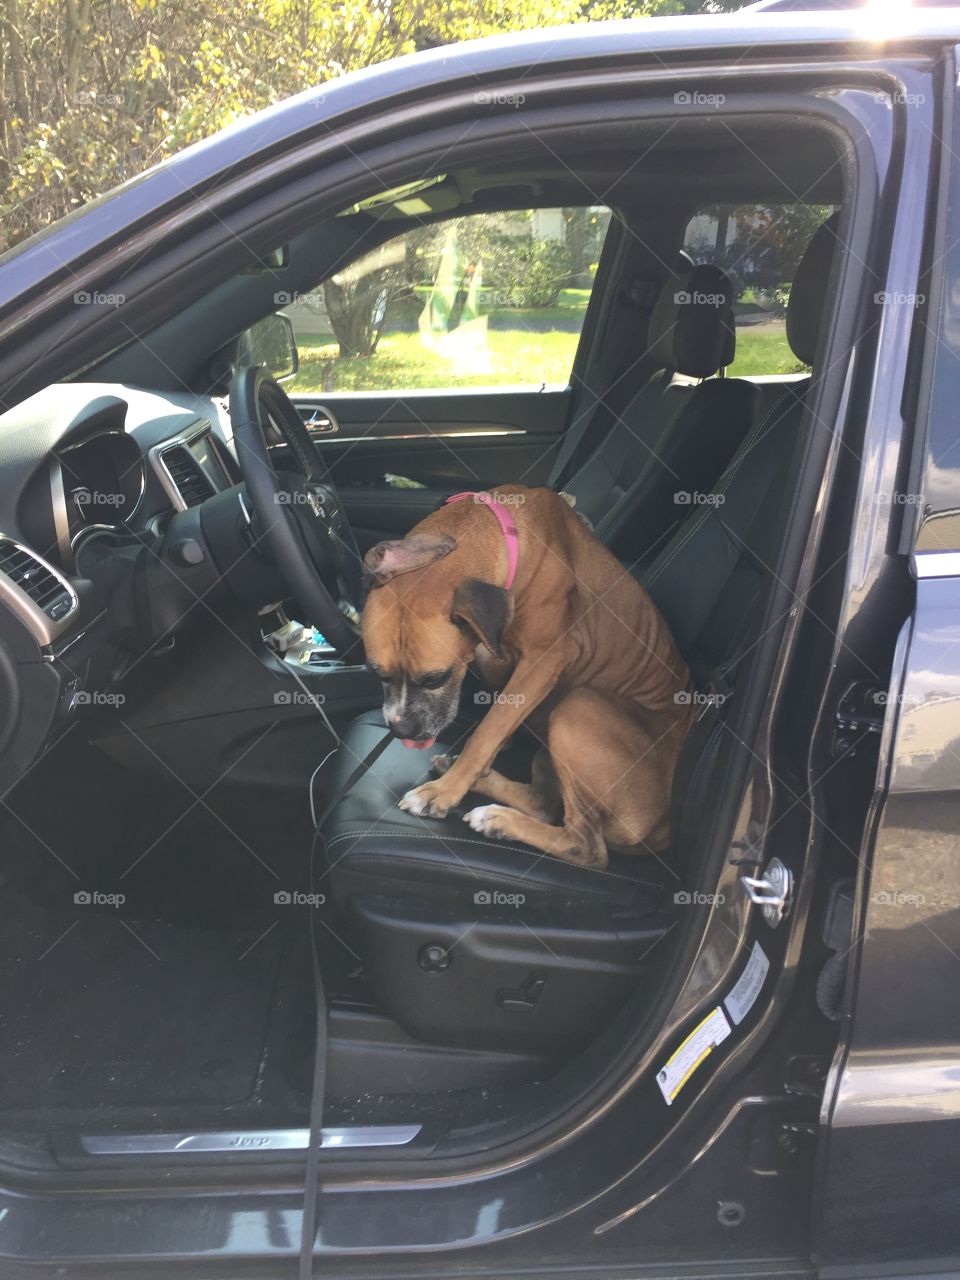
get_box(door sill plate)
[80,1125,422,1154]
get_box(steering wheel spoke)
[229,368,363,655]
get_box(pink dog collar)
[444,491,519,589]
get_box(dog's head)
[361,532,512,749]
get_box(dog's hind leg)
[463,689,678,868]
[472,752,562,822]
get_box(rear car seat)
[562,263,759,567]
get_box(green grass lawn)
[286,316,806,395]
[727,325,808,378]
[288,328,582,393]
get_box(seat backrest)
[563,263,759,565]
[639,212,839,877]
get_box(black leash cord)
[299,730,394,1280]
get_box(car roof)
[2,8,958,304]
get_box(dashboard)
[0,379,374,802]
[0,381,248,793]
[0,383,239,645]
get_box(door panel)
[290,388,569,544]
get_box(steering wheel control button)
[417,944,451,973]
[169,537,205,566]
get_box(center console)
[92,602,381,793]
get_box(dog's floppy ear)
[363,533,456,586]
[451,579,512,658]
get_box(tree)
[0,0,738,255]
[0,0,580,253]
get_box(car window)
[280,207,612,394]
[682,202,838,378]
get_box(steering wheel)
[229,366,363,655]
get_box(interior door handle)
[300,404,340,435]
[304,413,338,435]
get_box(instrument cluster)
[53,430,146,551]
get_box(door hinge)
[833,681,886,758]
[741,856,793,927]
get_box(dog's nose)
[388,715,419,740]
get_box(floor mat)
[0,731,317,931]
[0,894,285,1111]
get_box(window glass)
[916,97,960,551]
[682,203,837,378]
[281,207,612,394]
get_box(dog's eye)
[415,669,453,691]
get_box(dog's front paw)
[463,805,513,840]
[430,753,456,777]
[399,779,455,819]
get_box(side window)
[682,203,837,378]
[282,207,612,394]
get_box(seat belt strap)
[549,368,670,493]
[299,729,394,1280]
[590,381,690,547]
[548,381,602,490]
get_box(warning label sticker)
[723,940,770,1026]
[656,1006,732,1106]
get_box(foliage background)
[0,0,738,254]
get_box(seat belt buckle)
[695,668,733,722]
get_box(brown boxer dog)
[361,484,694,869]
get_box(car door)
[815,71,960,1275]
[278,206,615,548]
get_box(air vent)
[0,539,74,621]
[161,445,214,509]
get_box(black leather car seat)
[562,263,760,568]
[319,215,840,1055]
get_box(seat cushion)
[323,712,674,910]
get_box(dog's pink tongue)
[401,736,436,750]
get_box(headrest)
[648,263,735,379]
[786,212,840,367]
